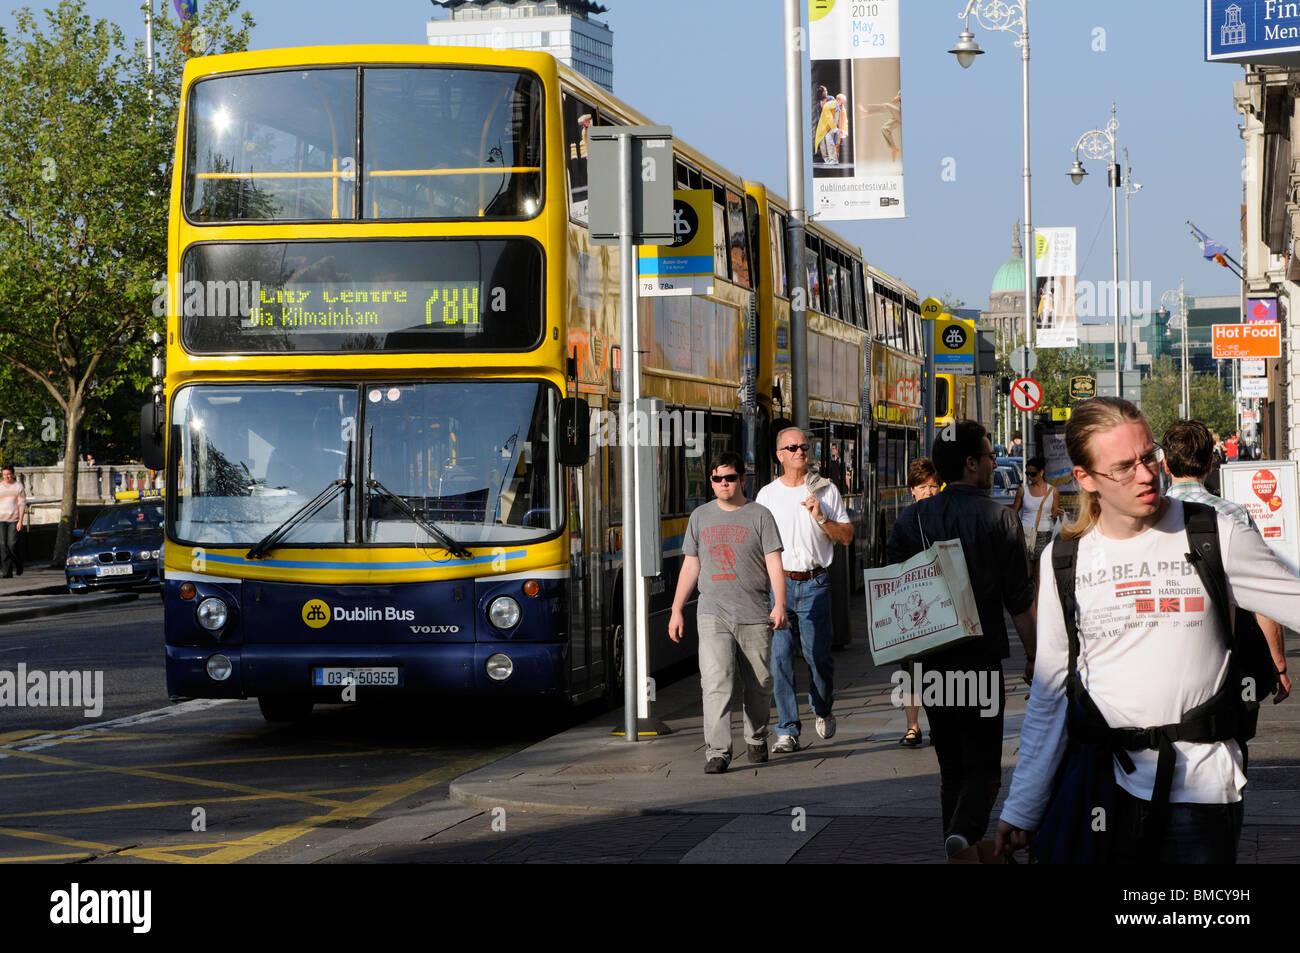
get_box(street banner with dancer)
[1033,226,1077,348]
[809,0,904,220]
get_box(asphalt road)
[0,599,575,864]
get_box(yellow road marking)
[0,746,349,808]
[0,853,96,863]
[0,786,382,822]
[127,746,514,864]
[0,748,431,782]
[0,826,117,852]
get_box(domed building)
[982,220,1027,354]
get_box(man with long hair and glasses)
[997,398,1299,863]
[887,421,1036,859]
[670,451,787,774]
[756,427,853,753]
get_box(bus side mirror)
[140,400,165,471]
[557,397,590,467]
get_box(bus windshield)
[170,381,560,548]
[184,66,543,222]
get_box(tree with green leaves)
[0,0,252,563]
[1141,356,1236,445]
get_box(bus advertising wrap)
[809,0,904,221]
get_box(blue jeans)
[771,573,833,738]
[1109,787,1244,864]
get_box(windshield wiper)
[246,478,349,560]
[366,477,473,559]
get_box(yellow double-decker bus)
[145,45,769,719]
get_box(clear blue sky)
[60,1,1245,311]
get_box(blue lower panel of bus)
[163,574,569,699]
[164,641,568,698]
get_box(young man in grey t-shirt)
[669,451,787,773]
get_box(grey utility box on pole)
[587,126,675,245]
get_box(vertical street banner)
[809,0,903,221]
[1033,226,1077,348]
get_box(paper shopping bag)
[862,537,984,666]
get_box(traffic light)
[999,376,1012,396]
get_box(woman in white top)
[1009,455,1063,568]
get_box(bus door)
[566,405,605,700]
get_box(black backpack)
[1034,499,1280,863]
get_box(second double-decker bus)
[146,45,768,719]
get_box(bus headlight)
[206,654,233,681]
[487,596,521,630]
[485,653,513,681]
[196,597,229,632]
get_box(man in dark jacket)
[886,420,1036,858]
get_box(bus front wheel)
[258,695,313,723]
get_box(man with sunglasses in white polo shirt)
[756,427,853,752]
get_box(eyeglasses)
[780,444,810,454]
[1089,446,1164,485]
[976,451,997,460]
[710,473,740,484]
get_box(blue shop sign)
[1208,0,1300,63]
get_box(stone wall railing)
[14,466,164,525]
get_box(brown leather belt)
[783,566,827,581]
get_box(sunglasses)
[710,473,741,484]
[780,444,811,454]
[1026,470,1040,478]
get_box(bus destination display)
[181,238,542,353]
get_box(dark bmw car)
[65,500,164,593]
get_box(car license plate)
[96,564,133,577]
[312,667,400,687]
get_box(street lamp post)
[1162,281,1190,419]
[1069,104,1123,400]
[1122,147,1141,371]
[949,0,1033,473]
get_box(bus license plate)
[97,565,133,577]
[312,667,400,688]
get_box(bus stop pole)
[618,132,639,742]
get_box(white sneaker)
[772,734,800,753]
[815,714,837,739]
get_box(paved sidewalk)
[0,564,141,623]
[303,594,1300,864]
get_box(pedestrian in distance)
[0,464,26,578]
[756,427,854,753]
[996,398,1298,863]
[887,421,1036,859]
[898,456,940,748]
[1009,455,1064,577]
[669,451,788,774]
[1162,419,1290,703]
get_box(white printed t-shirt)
[755,477,849,572]
[1002,498,1300,830]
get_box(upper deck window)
[184,66,543,223]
